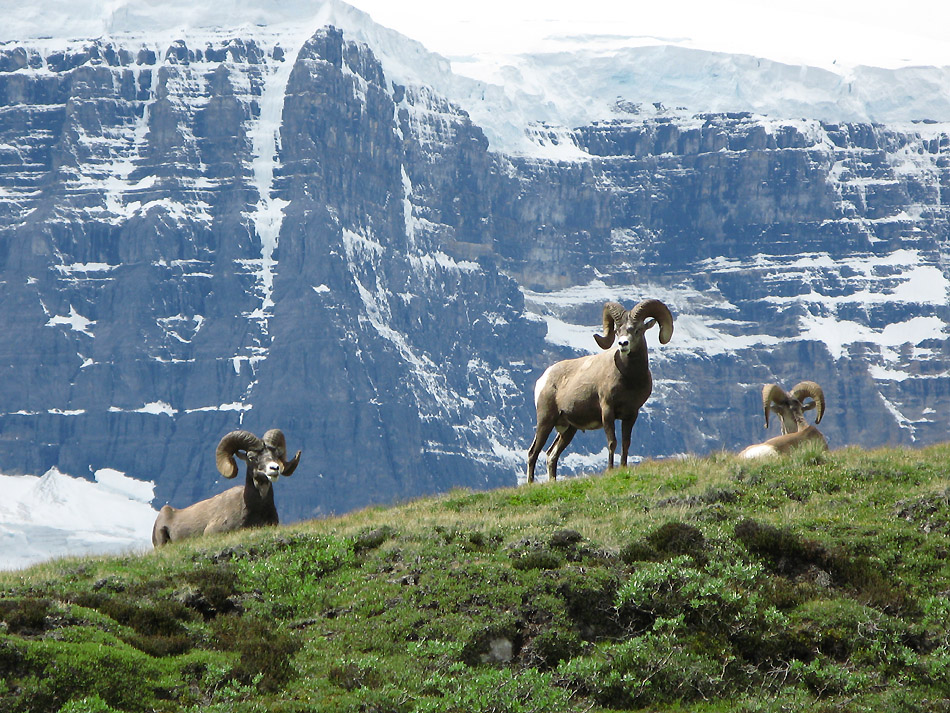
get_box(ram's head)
[216,429,301,496]
[593,299,674,352]
[761,381,825,435]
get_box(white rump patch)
[739,444,777,459]
[534,367,554,406]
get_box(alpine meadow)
[2,444,949,712]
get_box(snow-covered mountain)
[0,468,156,570]
[0,0,947,545]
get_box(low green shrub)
[510,549,563,571]
[558,618,732,707]
[234,534,354,616]
[792,657,874,698]
[733,519,826,576]
[416,668,573,713]
[57,695,120,713]
[181,563,241,618]
[645,521,706,561]
[210,616,301,692]
[66,592,195,657]
[328,655,386,691]
[5,638,169,713]
[735,518,920,616]
[0,598,53,635]
[554,565,628,639]
[354,526,395,553]
[616,556,786,641]
[521,626,582,669]
[618,540,659,563]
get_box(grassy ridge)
[1,443,949,712]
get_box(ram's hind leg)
[151,506,174,548]
[527,422,556,484]
[546,426,577,481]
[603,409,618,470]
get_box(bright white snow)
[342,0,950,72]
[3,1,949,157]
[9,0,944,71]
[0,468,157,571]
[799,313,947,363]
[46,306,95,337]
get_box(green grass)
[1,444,949,712]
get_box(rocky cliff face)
[0,24,947,520]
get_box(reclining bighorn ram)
[739,381,827,458]
[152,429,301,547]
[527,299,674,482]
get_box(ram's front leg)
[603,407,617,470]
[620,417,636,466]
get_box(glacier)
[0,468,156,571]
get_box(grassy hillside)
[1,443,949,713]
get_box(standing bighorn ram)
[527,299,674,482]
[739,381,827,458]
[152,429,301,547]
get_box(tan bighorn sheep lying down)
[739,381,827,459]
[152,429,301,547]
[527,299,674,483]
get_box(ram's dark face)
[243,445,285,496]
[216,429,301,498]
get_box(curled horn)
[594,302,627,350]
[263,428,301,476]
[790,381,826,424]
[216,430,265,478]
[630,298,674,344]
[761,384,788,429]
